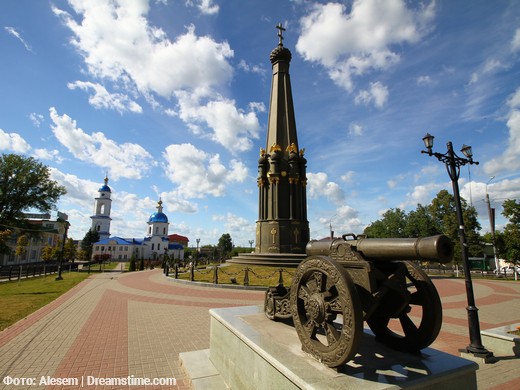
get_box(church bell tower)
[90,176,112,240]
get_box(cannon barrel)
[306,234,453,264]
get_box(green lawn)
[0,271,91,331]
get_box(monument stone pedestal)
[180,305,478,389]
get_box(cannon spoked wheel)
[290,256,363,368]
[366,261,442,352]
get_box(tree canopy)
[217,233,233,258]
[0,154,66,224]
[501,199,520,263]
[81,229,100,261]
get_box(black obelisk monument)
[230,24,309,266]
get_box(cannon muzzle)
[306,234,453,264]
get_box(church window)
[100,204,105,214]
[163,228,166,234]
[152,243,154,250]
[149,227,152,235]
[97,225,100,231]
[156,227,159,234]
[158,243,160,251]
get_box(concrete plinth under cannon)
[180,306,478,389]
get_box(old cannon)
[264,234,453,368]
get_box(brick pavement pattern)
[0,267,518,389]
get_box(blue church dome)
[148,212,168,223]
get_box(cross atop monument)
[276,23,285,46]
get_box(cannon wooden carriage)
[264,234,453,368]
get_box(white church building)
[90,177,185,262]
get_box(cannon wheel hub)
[308,293,326,323]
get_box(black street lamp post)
[55,219,69,281]
[421,133,492,358]
[196,238,200,266]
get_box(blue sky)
[1,0,519,247]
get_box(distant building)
[0,213,68,266]
[89,178,185,261]
[168,234,189,248]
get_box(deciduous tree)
[502,199,520,264]
[364,208,408,238]
[428,190,481,261]
[363,190,482,263]
[63,238,77,262]
[15,235,28,262]
[0,154,66,224]
[217,233,233,258]
[80,229,100,262]
[41,245,54,262]
[0,229,11,255]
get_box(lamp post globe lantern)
[421,133,493,359]
[422,132,434,153]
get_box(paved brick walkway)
[0,267,518,389]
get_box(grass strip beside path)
[0,272,91,331]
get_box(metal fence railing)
[0,262,80,282]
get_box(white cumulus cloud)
[67,81,143,113]
[307,172,345,205]
[49,107,154,179]
[0,129,30,153]
[53,1,263,152]
[33,148,64,163]
[355,81,389,108]
[163,143,248,199]
[53,2,233,96]
[185,0,219,15]
[175,90,262,153]
[511,28,520,52]
[485,87,520,175]
[296,0,435,93]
